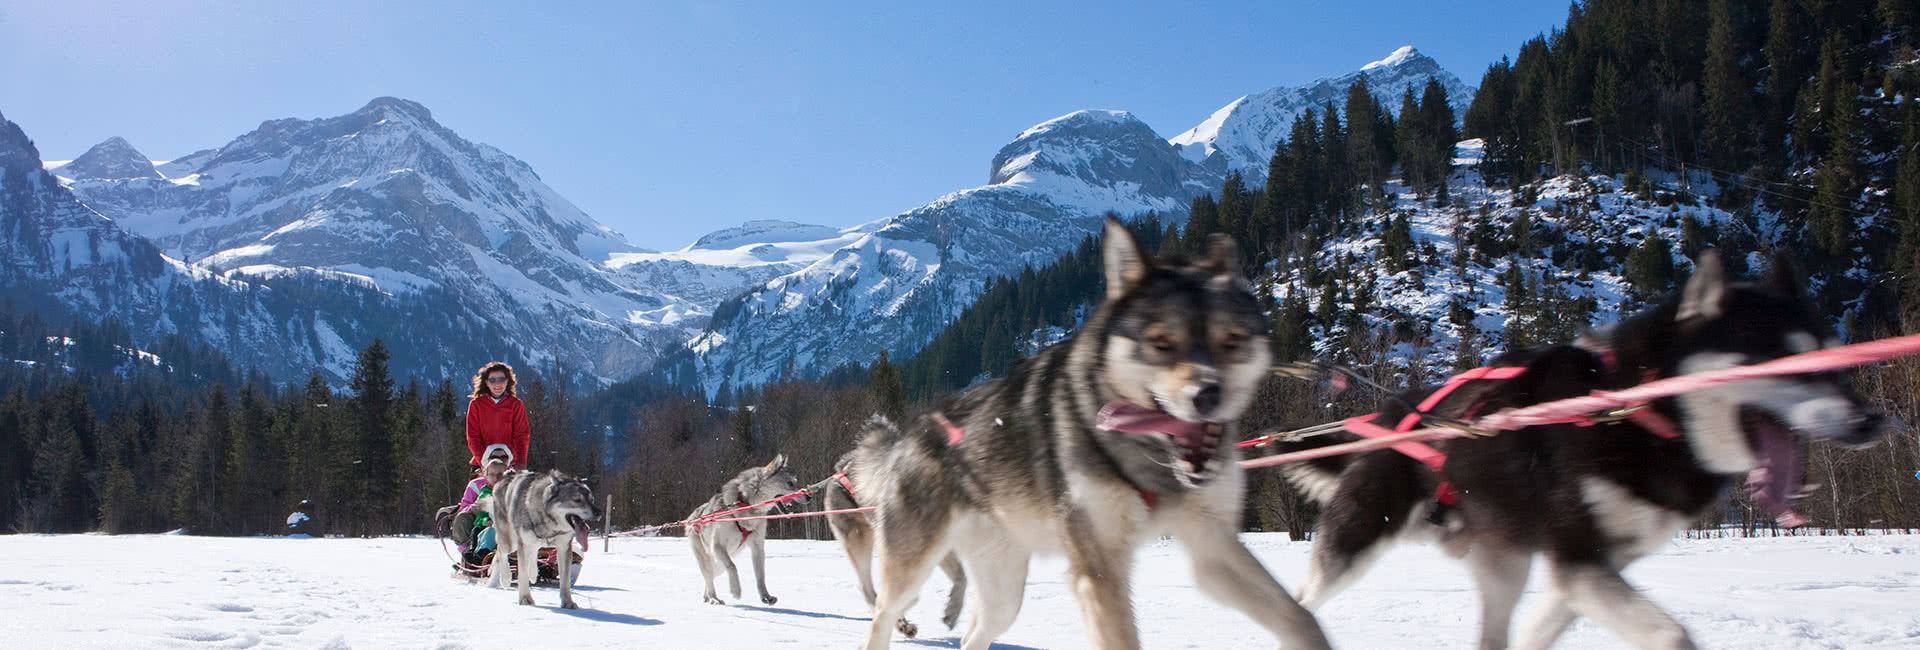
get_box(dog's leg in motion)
[1175,521,1331,650]
[750,535,777,605]
[1064,513,1141,650]
[938,552,967,630]
[1525,558,1695,650]
[487,540,509,589]
[1465,546,1530,650]
[514,545,536,606]
[1295,517,1396,611]
[557,545,577,609]
[713,539,744,600]
[957,542,1029,650]
[862,522,944,650]
[838,521,918,636]
[692,533,724,605]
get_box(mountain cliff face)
[680,47,1471,394]
[1171,46,1474,183]
[8,46,1471,391]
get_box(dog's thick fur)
[482,469,602,609]
[825,434,966,638]
[687,454,810,606]
[856,218,1331,650]
[1275,252,1883,650]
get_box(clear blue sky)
[1,1,1567,251]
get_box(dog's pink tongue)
[572,518,591,552]
[1745,417,1809,528]
[1098,401,1204,439]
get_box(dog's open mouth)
[1740,407,1808,527]
[1098,401,1223,486]
[566,514,591,550]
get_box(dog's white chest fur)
[1579,477,1690,558]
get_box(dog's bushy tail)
[1267,434,1368,506]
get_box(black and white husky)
[1275,252,1884,649]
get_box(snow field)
[2,532,1915,648]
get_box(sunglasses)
[486,377,508,384]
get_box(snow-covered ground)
[3,533,1915,648]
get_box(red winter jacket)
[466,395,529,466]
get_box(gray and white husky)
[1274,251,1884,650]
[687,454,811,606]
[855,218,1332,650]
[825,438,966,638]
[482,469,602,609]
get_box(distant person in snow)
[467,362,529,470]
[287,500,317,537]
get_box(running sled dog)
[482,469,603,609]
[855,218,1332,650]
[687,454,811,606]
[825,441,966,638]
[1276,251,1884,650]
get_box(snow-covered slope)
[45,98,829,384]
[4,533,1914,648]
[1171,45,1475,183]
[682,109,1220,392]
[682,47,1473,394]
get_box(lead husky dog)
[857,218,1331,650]
[1276,251,1883,649]
[482,469,602,609]
[687,454,810,606]
[825,437,966,638]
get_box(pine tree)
[1397,88,1427,194]
[867,350,906,422]
[1592,61,1623,171]
[1626,234,1677,300]
[1419,77,1458,192]
[1344,78,1382,197]
[1702,0,1752,169]
[346,339,394,535]
[1897,107,1920,319]
[1320,103,1351,221]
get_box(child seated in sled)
[452,447,513,565]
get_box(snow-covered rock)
[1171,45,1475,183]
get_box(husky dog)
[482,469,602,609]
[1275,251,1883,650]
[825,435,967,638]
[856,218,1331,650]
[688,454,811,606]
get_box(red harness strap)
[833,471,857,498]
[732,499,755,548]
[935,411,1161,510]
[1343,365,1526,505]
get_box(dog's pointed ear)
[1103,217,1150,300]
[1204,233,1242,278]
[1766,252,1806,297]
[1677,249,1728,323]
[767,454,787,471]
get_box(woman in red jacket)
[467,362,530,469]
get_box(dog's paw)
[942,610,961,630]
[729,586,742,599]
[518,594,535,606]
[760,593,778,605]
[560,599,578,610]
[703,595,725,606]
[897,619,919,638]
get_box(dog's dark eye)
[1219,331,1248,352]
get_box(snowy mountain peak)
[61,136,162,181]
[988,109,1196,195]
[354,96,434,121]
[689,220,844,251]
[1169,45,1473,184]
[1362,45,1422,71]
